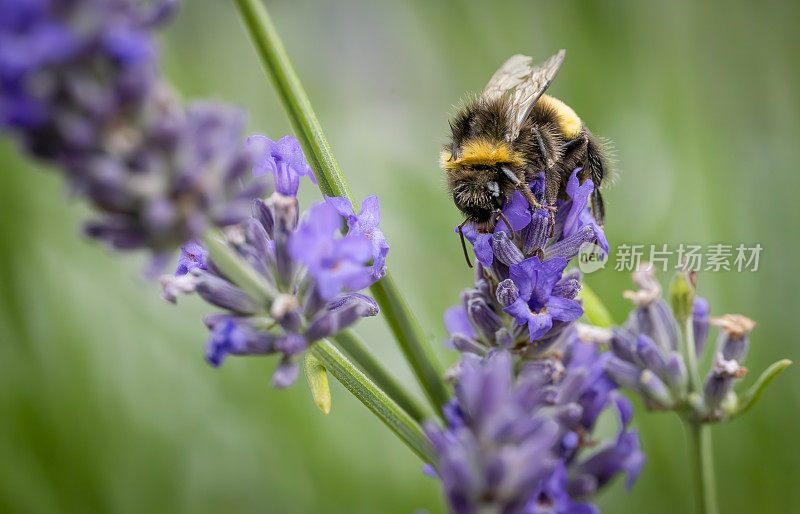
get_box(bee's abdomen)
[531,94,582,139]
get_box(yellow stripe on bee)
[537,94,582,139]
[440,139,525,171]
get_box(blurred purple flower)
[289,202,375,300]
[326,194,389,280]
[175,240,208,275]
[247,134,316,196]
[0,0,267,269]
[162,191,385,387]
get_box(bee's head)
[441,138,525,229]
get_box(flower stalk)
[686,421,718,514]
[673,271,717,514]
[332,330,431,422]
[311,340,436,463]
[232,0,449,413]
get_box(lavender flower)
[326,194,390,280]
[0,0,267,267]
[160,150,387,387]
[247,134,316,195]
[504,256,583,341]
[608,264,760,422]
[445,170,606,356]
[702,314,755,417]
[427,329,643,514]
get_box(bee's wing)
[481,50,566,141]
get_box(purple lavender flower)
[425,351,561,514]
[161,186,386,387]
[290,202,375,300]
[247,134,316,196]
[175,240,208,275]
[445,169,606,356]
[504,256,583,341]
[0,0,266,268]
[701,314,755,417]
[561,170,608,253]
[427,329,643,514]
[326,195,390,280]
[610,265,760,422]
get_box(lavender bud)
[496,279,520,308]
[544,225,596,261]
[693,297,710,357]
[522,209,550,255]
[159,273,198,303]
[270,294,302,332]
[268,192,299,286]
[605,358,642,392]
[450,334,486,355]
[703,354,747,410]
[640,370,673,408]
[193,271,261,314]
[663,353,689,395]
[669,271,695,325]
[554,403,584,427]
[327,293,380,317]
[466,297,503,340]
[634,335,667,376]
[491,231,524,266]
[305,298,373,341]
[625,299,679,353]
[610,328,638,363]
[712,314,756,363]
[552,274,582,300]
[271,358,300,389]
[253,198,275,238]
[275,333,308,355]
[493,328,515,349]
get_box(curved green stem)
[733,359,792,418]
[333,330,432,423]
[232,0,449,414]
[312,340,436,463]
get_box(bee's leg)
[531,127,555,169]
[585,136,607,224]
[501,165,557,235]
[495,210,517,241]
[457,220,473,269]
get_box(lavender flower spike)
[0,0,267,267]
[161,170,387,387]
[428,328,643,514]
[444,168,607,357]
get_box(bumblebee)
[441,50,609,250]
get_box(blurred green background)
[2,0,799,512]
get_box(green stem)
[333,330,432,423]
[312,340,436,463]
[232,0,449,414]
[369,277,449,411]
[685,420,718,514]
[681,317,701,393]
[231,0,350,199]
[679,314,717,514]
